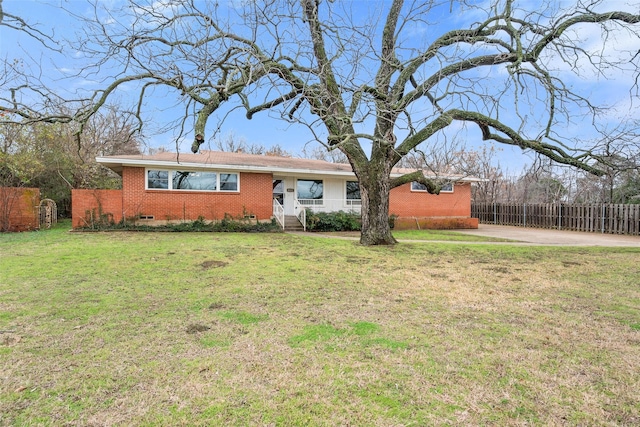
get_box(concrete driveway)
[454,224,640,247]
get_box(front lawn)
[1,226,639,425]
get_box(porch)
[272,197,361,231]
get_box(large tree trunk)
[358,161,397,246]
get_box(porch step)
[283,215,305,232]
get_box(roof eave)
[95,157,358,178]
[388,172,485,183]
[95,156,485,182]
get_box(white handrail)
[273,199,285,230]
[294,199,306,231]
[297,198,362,212]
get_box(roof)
[96,150,482,182]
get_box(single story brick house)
[72,150,479,230]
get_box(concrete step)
[283,215,305,231]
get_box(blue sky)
[2,0,639,174]
[1,0,326,153]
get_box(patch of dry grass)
[1,227,639,426]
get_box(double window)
[411,181,453,193]
[147,169,238,192]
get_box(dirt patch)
[562,261,583,267]
[201,260,228,269]
[186,323,211,334]
[1,333,21,346]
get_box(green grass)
[393,228,512,242]
[1,223,639,425]
[326,228,511,242]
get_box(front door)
[273,177,296,216]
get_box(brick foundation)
[393,216,479,230]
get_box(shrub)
[77,215,282,233]
[389,214,398,229]
[83,208,116,229]
[305,210,361,232]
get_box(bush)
[82,207,116,229]
[389,214,398,229]
[212,214,281,233]
[305,210,361,232]
[77,215,282,233]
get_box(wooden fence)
[472,203,640,235]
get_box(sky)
[2,0,640,175]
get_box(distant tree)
[264,145,292,157]
[0,123,45,187]
[302,146,349,164]
[1,106,140,216]
[399,139,467,175]
[510,158,567,204]
[613,172,640,204]
[2,1,640,244]
[460,146,507,204]
[214,133,255,154]
[569,130,640,204]
[214,132,292,157]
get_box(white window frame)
[345,180,362,207]
[411,181,454,193]
[145,169,240,192]
[296,179,324,206]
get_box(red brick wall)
[390,182,472,218]
[70,167,476,230]
[72,189,124,228]
[121,167,273,222]
[0,187,40,232]
[393,217,478,230]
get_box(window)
[146,169,238,192]
[411,181,454,193]
[297,179,323,205]
[220,173,238,191]
[441,182,454,192]
[173,171,217,190]
[148,170,169,189]
[346,181,361,206]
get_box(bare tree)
[0,0,57,48]
[213,132,292,156]
[2,0,640,244]
[214,132,252,154]
[302,145,349,163]
[459,146,507,204]
[1,106,140,216]
[516,159,568,203]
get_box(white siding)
[303,177,361,214]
